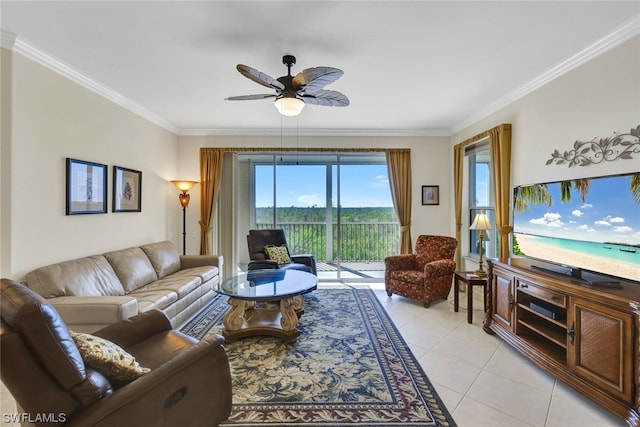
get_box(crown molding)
[178,127,451,137]
[1,31,17,50]
[451,14,640,135]
[3,30,179,135]
[4,12,638,140]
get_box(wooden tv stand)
[483,258,639,426]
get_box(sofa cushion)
[180,266,218,283]
[140,241,181,279]
[25,256,125,298]
[104,247,158,293]
[144,274,202,299]
[390,270,424,286]
[128,289,178,313]
[180,266,219,284]
[69,331,151,381]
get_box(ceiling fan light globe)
[274,97,305,116]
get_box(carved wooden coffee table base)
[222,295,305,343]
[215,269,317,343]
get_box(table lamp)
[469,210,493,277]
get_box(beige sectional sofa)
[24,241,222,333]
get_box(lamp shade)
[470,211,494,231]
[274,96,305,116]
[171,180,198,193]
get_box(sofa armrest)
[424,259,457,277]
[47,296,138,333]
[291,253,314,258]
[180,255,223,270]
[66,334,232,427]
[94,309,172,348]
[291,254,314,264]
[248,259,279,270]
[384,254,417,272]
[290,254,317,275]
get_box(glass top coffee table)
[214,269,318,342]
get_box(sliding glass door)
[254,157,329,261]
[244,152,398,281]
[332,157,397,280]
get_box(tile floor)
[368,283,628,427]
[0,284,629,427]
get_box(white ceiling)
[2,1,639,136]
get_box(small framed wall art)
[66,158,108,215]
[421,185,440,206]
[113,166,142,212]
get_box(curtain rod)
[200,147,410,154]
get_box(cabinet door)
[492,269,515,331]
[568,297,634,404]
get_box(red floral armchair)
[384,235,458,307]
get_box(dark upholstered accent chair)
[247,229,317,275]
[0,278,232,427]
[384,235,458,308]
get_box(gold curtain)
[386,149,412,254]
[199,148,225,255]
[198,146,411,256]
[453,144,464,267]
[453,123,512,262]
[488,124,512,260]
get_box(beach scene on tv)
[512,173,640,283]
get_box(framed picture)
[113,166,142,212]
[66,158,108,215]
[422,185,440,205]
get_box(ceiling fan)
[225,55,349,116]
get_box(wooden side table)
[454,271,488,324]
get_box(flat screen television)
[512,171,640,285]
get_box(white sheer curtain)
[217,152,239,278]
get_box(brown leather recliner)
[0,278,232,427]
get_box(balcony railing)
[256,222,399,262]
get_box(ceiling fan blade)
[293,67,344,93]
[225,94,276,101]
[237,64,285,90]
[301,90,350,107]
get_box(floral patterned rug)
[181,286,456,426]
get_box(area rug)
[181,286,457,426]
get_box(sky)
[255,163,394,208]
[513,174,640,245]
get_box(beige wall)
[451,36,640,269]
[452,36,640,185]
[178,37,639,270]
[176,134,453,260]
[1,50,12,279]
[2,35,637,279]
[1,50,180,280]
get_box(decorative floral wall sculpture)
[547,125,640,167]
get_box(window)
[466,141,497,259]
[240,152,399,280]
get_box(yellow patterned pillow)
[69,331,151,381]
[264,245,292,265]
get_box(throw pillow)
[69,331,151,381]
[264,245,292,265]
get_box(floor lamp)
[171,180,198,255]
[469,210,494,277]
